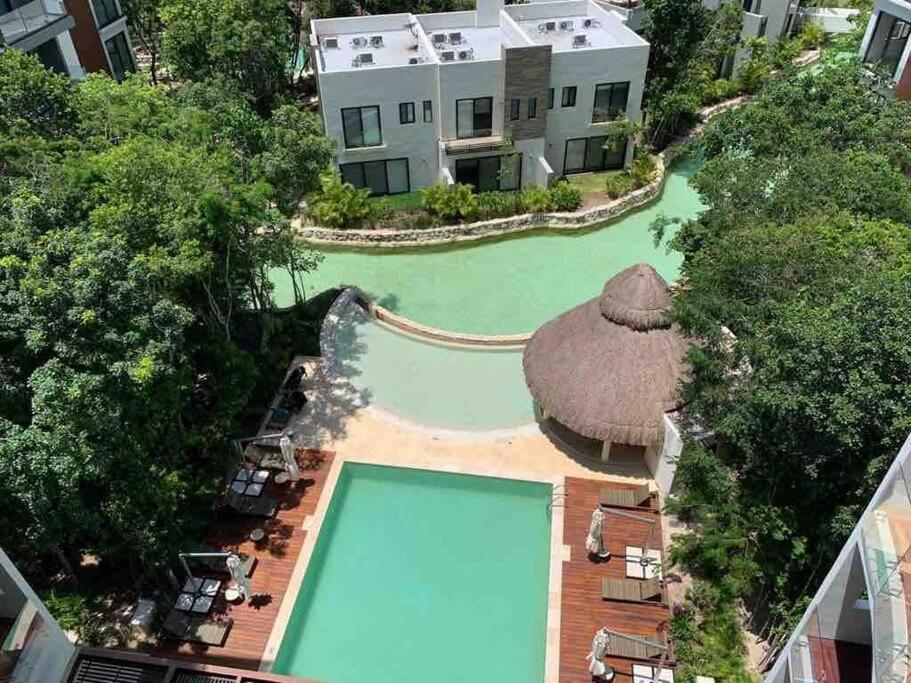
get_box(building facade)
[311,0,649,195]
[765,433,911,683]
[0,0,135,80]
[860,0,911,100]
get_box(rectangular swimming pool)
[272,463,553,682]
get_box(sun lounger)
[245,443,286,470]
[600,483,655,510]
[195,547,257,577]
[604,632,667,660]
[224,490,277,517]
[602,577,663,603]
[162,610,232,646]
[633,663,675,682]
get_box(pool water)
[273,155,704,335]
[272,463,553,683]
[333,306,535,431]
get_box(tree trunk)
[55,546,78,583]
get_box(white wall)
[798,7,860,33]
[319,63,442,191]
[544,41,648,175]
[859,0,911,84]
[438,59,505,141]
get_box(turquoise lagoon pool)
[333,306,535,431]
[273,155,704,335]
[272,463,553,683]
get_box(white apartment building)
[310,0,649,195]
[860,0,911,100]
[765,432,911,683]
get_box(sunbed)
[162,610,232,647]
[602,576,662,603]
[600,483,655,510]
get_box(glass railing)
[0,0,68,45]
[862,460,911,682]
[788,609,820,682]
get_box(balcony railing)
[443,134,508,155]
[0,0,69,47]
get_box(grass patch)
[565,171,613,197]
[371,191,423,212]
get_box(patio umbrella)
[585,508,610,558]
[586,628,610,676]
[227,554,252,602]
[280,434,300,482]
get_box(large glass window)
[592,82,630,123]
[423,100,433,123]
[509,99,520,121]
[339,158,410,195]
[104,32,134,82]
[563,136,626,174]
[548,88,554,109]
[456,97,493,139]
[455,154,521,192]
[527,97,537,119]
[341,106,382,148]
[92,0,120,26]
[561,86,577,108]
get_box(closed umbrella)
[585,508,610,558]
[227,554,252,602]
[587,628,610,676]
[280,435,300,482]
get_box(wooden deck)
[137,448,335,671]
[560,477,673,682]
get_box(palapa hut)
[523,263,690,474]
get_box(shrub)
[519,186,552,213]
[476,191,520,220]
[701,78,740,106]
[421,183,478,221]
[309,171,374,228]
[631,154,657,188]
[604,171,635,198]
[549,180,582,211]
[797,21,826,50]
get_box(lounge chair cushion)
[224,490,278,517]
[602,577,663,603]
[162,609,232,646]
[600,483,654,509]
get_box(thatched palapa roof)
[522,263,690,446]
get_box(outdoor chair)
[603,631,667,660]
[162,609,232,647]
[599,483,655,510]
[244,442,285,471]
[194,547,257,577]
[602,576,663,603]
[224,490,278,518]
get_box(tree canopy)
[0,51,325,580]
[659,58,911,675]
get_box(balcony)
[443,134,509,155]
[0,0,73,50]
[863,11,911,82]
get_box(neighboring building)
[0,0,135,80]
[0,549,75,682]
[859,0,911,100]
[310,0,649,195]
[765,432,911,683]
[702,0,799,76]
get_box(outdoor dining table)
[230,468,270,497]
[174,577,221,614]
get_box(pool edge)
[259,456,567,683]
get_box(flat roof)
[318,26,433,73]
[511,9,644,51]
[423,24,509,62]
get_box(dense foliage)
[0,51,326,582]
[658,59,911,677]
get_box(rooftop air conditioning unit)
[432,33,446,45]
[369,35,384,47]
[458,49,473,60]
[559,20,573,30]
[440,50,455,61]
[545,21,556,31]
[323,37,339,49]
[408,57,420,64]
[572,33,587,47]
[351,36,367,47]
[583,18,593,28]
[448,31,462,44]
[358,53,374,65]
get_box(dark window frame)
[92,0,121,28]
[509,99,520,121]
[454,153,523,192]
[399,102,416,124]
[423,100,433,123]
[339,157,411,196]
[548,88,554,109]
[341,105,383,149]
[561,86,577,108]
[592,81,630,123]
[563,136,627,174]
[104,31,134,82]
[527,97,537,119]
[455,96,493,139]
